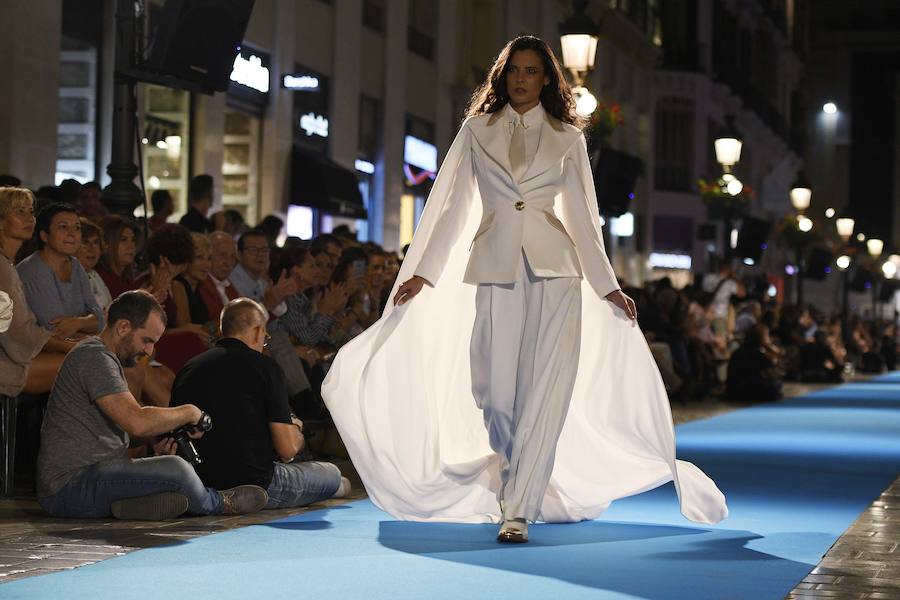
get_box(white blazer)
[414,106,620,298]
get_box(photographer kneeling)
[37,290,268,520]
[172,298,349,509]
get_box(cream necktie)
[509,115,526,181]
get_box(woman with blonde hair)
[0,188,57,395]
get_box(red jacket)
[198,275,240,323]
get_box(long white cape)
[322,124,728,525]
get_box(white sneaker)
[332,476,351,498]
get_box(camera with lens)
[169,411,213,466]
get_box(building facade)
[2,0,818,293]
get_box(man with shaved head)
[198,231,240,321]
[172,298,349,508]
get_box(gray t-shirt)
[37,337,131,498]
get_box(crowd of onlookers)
[627,264,899,405]
[0,173,397,519]
[2,171,899,520]
[0,174,398,417]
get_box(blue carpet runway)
[3,380,900,599]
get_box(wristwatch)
[289,413,304,434]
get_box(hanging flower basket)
[586,102,624,150]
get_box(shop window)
[222,110,261,226]
[56,38,97,184]
[407,0,437,60]
[654,97,694,192]
[140,84,191,218]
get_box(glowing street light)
[823,102,837,114]
[836,217,855,241]
[714,119,743,173]
[867,238,884,258]
[559,0,599,86]
[836,255,851,270]
[790,172,812,212]
[882,261,897,279]
[797,216,813,232]
[573,86,598,117]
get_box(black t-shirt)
[171,338,293,489]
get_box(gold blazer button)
[514,201,525,211]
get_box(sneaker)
[111,492,189,521]
[332,476,351,499]
[219,485,268,514]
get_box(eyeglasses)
[242,246,269,255]
[263,331,271,346]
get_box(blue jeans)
[38,456,223,518]
[265,460,341,509]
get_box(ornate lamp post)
[788,173,814,306]
[559,0,600,117]
[867,238,884,319]
[835,214,855,319]
[711,120,744,260]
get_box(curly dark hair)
[465,35,585,129]
[145,223,195,267]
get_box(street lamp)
[836,217,855,241]
[572,86,598,117]
[867,238,884,319]
[559,0,600,86]
[790,172,812,212]
[867,238,884,258]
[714,119,743,173]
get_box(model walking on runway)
[323,36,727,543]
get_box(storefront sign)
[230,53,270,94]
[283,74,320,90]
[404,135,437,172]
[299,113,329,138]
[610,212,634,237]
[355,159,375,174]
[649,252,692,270]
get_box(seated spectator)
[734,300,762,336]
[268,247,350,349]
[0,174,22,188]
[230,228,295,313]
[310,234,342,277]
[197,231,240,322]
[179,174,213,233]
[726,325,782,403]
[799,330,844,382]
[172,298,349,508]
[76,218,113,310]
[148,189,174,233]
[17,203,105,338]
[96,215,140,299]
[36,290,269,520]
[138,223,195,314]
[76,181,108,220]
[209,210,226,233]
[326,255,372,346]
[171,233,212,329]
[258,214,284,250]
[0,187,54,395]
[222,209,247,238]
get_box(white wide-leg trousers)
[470,252,582,522]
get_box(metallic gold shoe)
[497,518,528,543]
